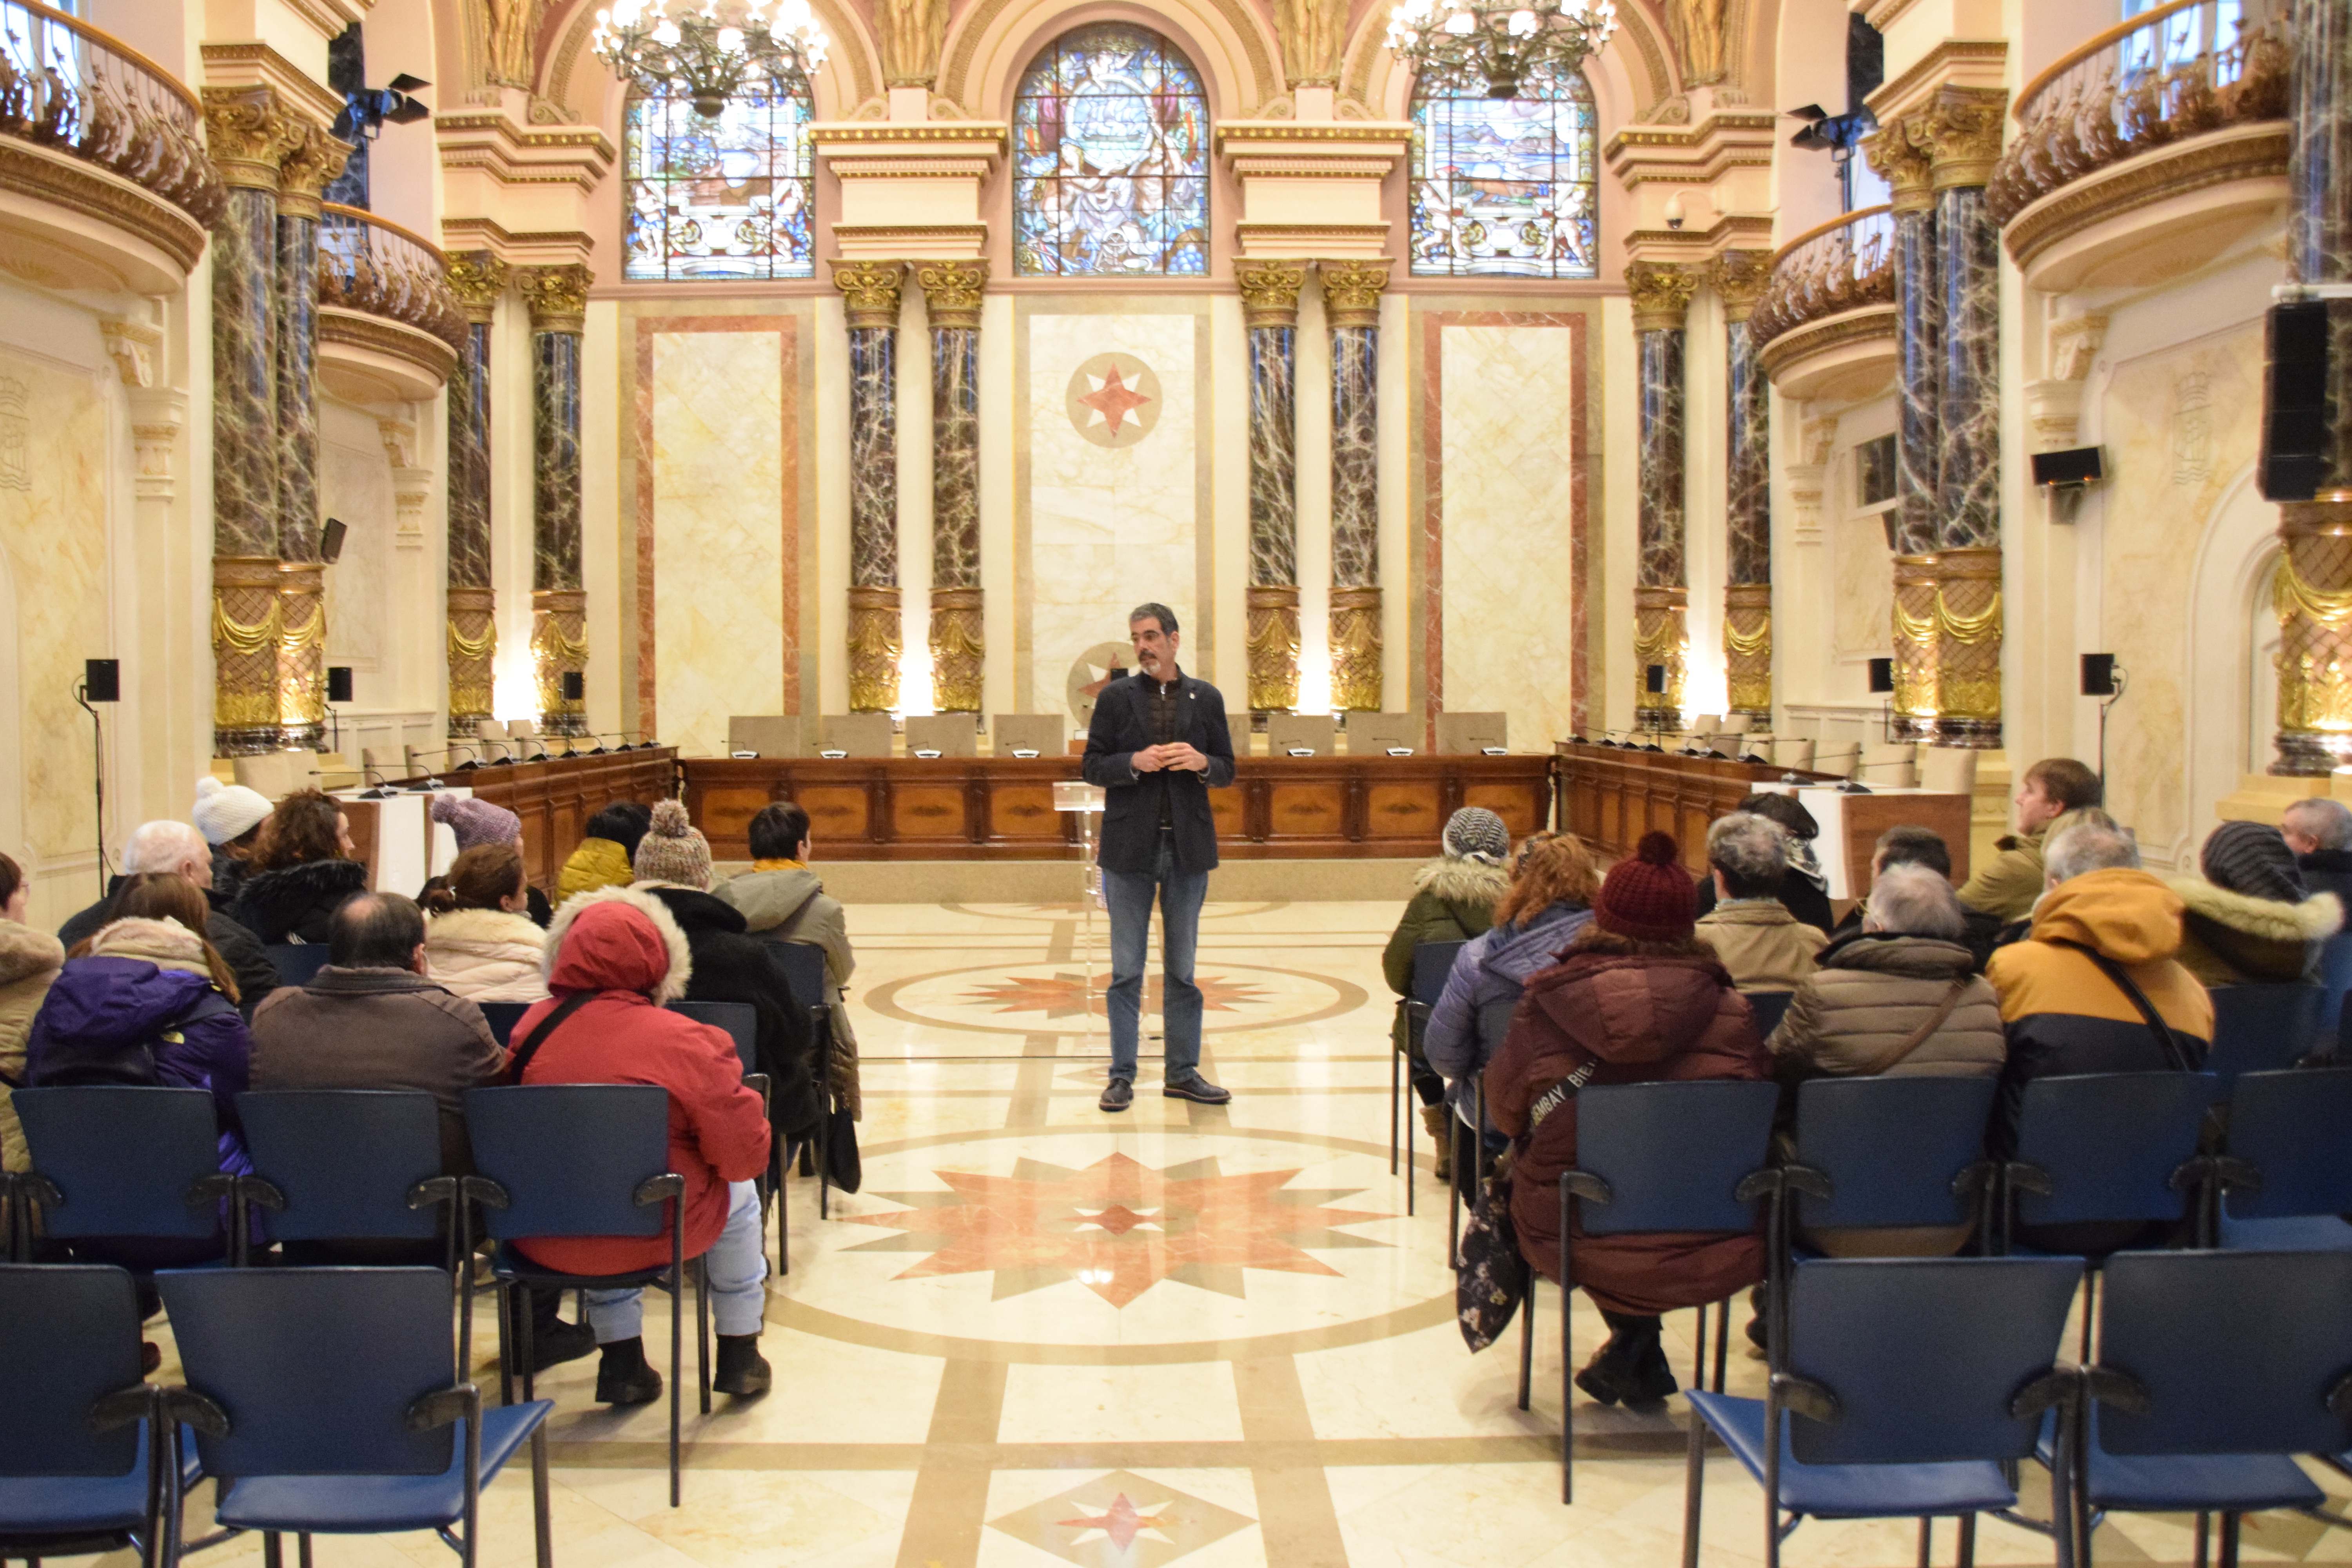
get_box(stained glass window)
[1012,24,1210,277]
[624,85,814,281]
[1410,59,1598,278]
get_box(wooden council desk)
[365,748,680,893]
[680,753,1554,861]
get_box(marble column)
[1237,260,1306,713]
[1627,261,1697,730]
[1323,261,1387,713]
[2273,0,2352,771]
[271,124,350,751]
[1869,115,1943,739]
[918,260,987,713]
[1714,249,1773,723]
[200,88,305,756]
[519,264,591,738]
[444,253,506,736]
[1926,87,2009,748]
[833,261,906,714]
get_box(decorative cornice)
[433,113,615,193]
[1319,260,1388,328]
[1215,122,1414,149]
[827,157,996,178]
[516,262,592,332]
[0,140,207,276]
[274,123,354,220]
[1234,258,1307,327]
[100,317,161,386]
[200,86,308,192]
[1625,259,1698,330]
[1865,38,2009,125]
[1228,156,1398,179]
[434,218,594,266]
[831,258,906,328]
[808,122,1009,146]
[1710,248,1771,321]
[2002,122,2289,272]
[318,305,460,388]
[198,42,344,131]
[914,258,987,329]
[1926,86,2009,191]
[444,250,509,323]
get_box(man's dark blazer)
[1080,668,1236,874]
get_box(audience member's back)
[1693,812,1827,992]
[2165,818,2342,986]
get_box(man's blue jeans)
[1103,830,1209,1082]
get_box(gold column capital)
[1626,260,1697,332]
[1865,113,1937,214]
[915,259,989,330]
[1235,258,1308,330]
[445,252,511,324]
[1926,86,2009,192]
[274,123,354,220]
[1710,249,1772,324]
[832,259,907,329]
[1319,261,1389,330]
[517,263,593,334]
[201,87,308,193]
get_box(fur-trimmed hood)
[87,916,212,978]
[543,883,693,1005]
[1412,856,1512,907]
[2165,877,2345,944]
[425,905,547,956]
[0,918,64,988]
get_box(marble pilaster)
[272,125,350,751]
[1628,260,1696,728]
[1324,261,1385,713]
[834,260,906,713]
[919,260,987,713]
[444,252,506,735]
[1715,249,1772,722]
[520,263,591,737]
[1238,260,1306,713]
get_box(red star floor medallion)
[959,970,1269,1020]
[988,1469,1254,1565]
[843,1152,1391,1306]
[1078,363,1153,436]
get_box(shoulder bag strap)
[507,990,598,1082]
[2052,939,2195,1072]
[1853,977,1972,1076]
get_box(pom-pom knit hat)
[192,776,272,845]
[632,799,714,891]
[1593,831,1699,942]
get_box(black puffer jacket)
[642,885,822,1141]
[228,859,370,946]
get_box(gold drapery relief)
[531,587,588,735]
[1328,585,1381,711]
[212,555,282,748]
[1724,583,1770,715]
[848,583,903,713]
[1633,584,1687,724]
[447,584,497,733]
[1246,583,1301,713]
[929,586,984,713]
[1272,0,1347,86]
[2272,502,2352,772]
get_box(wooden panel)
[695,786,777,847]
[341,799,380,889]
[988,783,1063,841]
[459,749,678,893]
[1267,781,1345,842]
[891,783,971,841]
[796,784,869,844]
[1839,792,1976,895]
[1209,785,1247,843]
[1362,781,1441,842]
[1461,781,1544,838]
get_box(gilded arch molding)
[942,0,1280,119]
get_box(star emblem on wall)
[988,1470,1254,1566]
[1078,363,1153,436]
[844,1152,1390,1306]
[959,971,1269,1021]
[1065,352,1163,448]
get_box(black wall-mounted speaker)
[562,671,585,702]
[327,665,354,704]
[83,659,118,702]
[1868,657,1894,694]
[320,517,348,564]
[2261,299,2329,503]
[2081,653,2117,697]
[2031,446,2104,488]
[1644,663,1667,694]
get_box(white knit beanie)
[193,776,273,845]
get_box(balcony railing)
[1748,205,1894,352]
[1987,0,2288,225]
[319,203,467,354]
[0,0,221,227]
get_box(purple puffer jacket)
[27,957,253,1160]
[1423,901,1593,1126]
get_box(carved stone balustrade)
[317,202,463,402]
[1752,206,1896,404]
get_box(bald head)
[122,820,212,886]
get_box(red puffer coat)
[509,886,770,1277]
[1483,946,1770,1316]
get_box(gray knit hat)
[632,799,714,891]
[2202,820,2307,905]
[1441,806,1511,866]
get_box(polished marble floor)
[125,900,2352,1567]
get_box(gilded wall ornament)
[274,124,354,221]
[445,252,511,323]
[1329,586,1382,711]
[1926,87,2009,191]
[1864,114,1935,214]
[1625,260,1697,331]
[517,263,593,332]
[915,259,987,330]
[1274,0,1347,86]
[1246,584,1301,712]
[1709,249,1770,322]
[1662,0,1728,85]
[929,587,984,713]
[1234,259,1307,328]
[848,583,904,713]
[200,87,307,192]
[877,0,950,87]
[831,258,906,328]
[1319,260,1388,328]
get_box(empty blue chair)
[477,1002,532,1048]
[462,1084,708,1507]
[11,1087,232,1266]
[2203,985,2322,1089]
[0,1264,171,1567]
[1787,1076,1999,1258]
[2000,1072,2222,1258]
[1747,990,1795,1038]
[1521,1078,1780,1502]
[2214,1067,2352,1252]
[2062,1249,2352,1568]
[263,944,333,988]
[1394,939,1467,1215]
[668,1000,757,1076]
[1684,1255,2085,1568]
[157,1266,551,1568]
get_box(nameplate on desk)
[1482,746,1509,756]
[1387,747,1414,757]
[820,749,847,759]
[731,750,759,759]
[1287,747,1316,757]
[1011,749,1040,759]
[913,748,942,759]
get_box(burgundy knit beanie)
[1594,831,1697,942]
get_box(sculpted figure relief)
[1273,0,1347,87]
[878,0,951,87]
[483,0,539,88]
[1662,0,1728,86]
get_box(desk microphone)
[314,764,401,800]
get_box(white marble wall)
[1437,322,1582,747]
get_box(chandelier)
[1385,0,1615,98]
[592,0,829,120]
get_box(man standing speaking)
[1081,603,1236,1111]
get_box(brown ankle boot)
[1422,1103,1452,1181]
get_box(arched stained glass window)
[1410,59,1598,278]
[624,84,815,280]
[1012,24,1210,277]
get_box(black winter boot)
[1574,1311,1677,1410]
[528,1287,597,1372]
[713,1334,773,1397]
[593,1337,663,1405]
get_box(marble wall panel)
[1434,319,1586,747]
[646,327,793,761]
[1832,509,1896,660]
[1024,312,1199,717]
[320,433,391,676]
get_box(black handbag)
[1456,1168,1528,1352]
[825,1102,861,1193]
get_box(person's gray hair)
[1128,602,1179,637]
[1707,811,1788,899]
[2046,820,2141,882]
[2284,796,2352,851]
[1862,862,1966,940]
[122,820,210,877]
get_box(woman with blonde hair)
[422,844,552,1002]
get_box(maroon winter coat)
[1483,948,1770,1316]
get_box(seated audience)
[1985,819,2212,1254]
[1423,832,1599,1143]
[0,851,64,1173]
[1382,807,1513,1177]
[1485,831,1770,1409]
[430,796,553,927]
[1767,863,2005,1256]
[229,789,368,945]
[557,801,653,907]
[423,844,553,1002]
[514,886,773,1402]
[2283,795,2352,910]
[1832,826,1953,937]
[193,776,272,902]
[1692,793,1835,935]
[1959,757,2103,923]
[718,801,862,1120]
[1695,813,1828,993]
[58,820,276,1014]
[2167,819,2343,986]
[634,800,822,1141]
